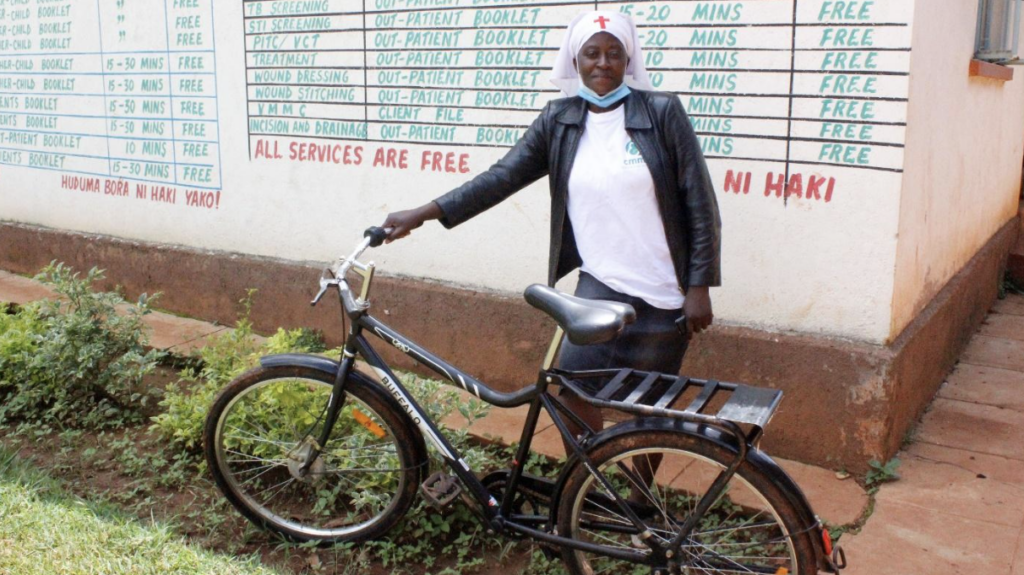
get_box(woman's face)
[574,32,628,96]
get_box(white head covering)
[550,11,654,97]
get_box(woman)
[382,11,721,443]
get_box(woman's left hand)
[682,286,713,335]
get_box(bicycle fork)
[297,347,356,475]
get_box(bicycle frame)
[295,233,824,569]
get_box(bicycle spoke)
[686,539,786,574]
[578,524,637,550]
[232,462,284,476]
[232,415,275,441]
[316,466,406,474]
[300,402,329,433]
[260,477,299,507]
[649,453,673,517]
[704,513,774,551]
[283,417,307,442]
[618,461,679,531]
[582,498,637,528]
[324,443,398,454]
[686,560,778,575]
[686,554,757,575]
[322,448,398,460]
[690,520,779,537]
[697,554,789,562]
[234,463,286,486]
[223,449,288,465]
[580,513,636,530]
[225,425,297,450]
[254,475,297,501]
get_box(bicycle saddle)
[523,284,636,346]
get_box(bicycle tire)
[556,429,818,575]
[203,365,425,544]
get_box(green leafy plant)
[292,327,328,353]
[0,263,164,429]
[152,290,326,453]
[0,302,44,395]
[523,547,570,575]
[865,457,901,491]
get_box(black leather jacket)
[435,89,721,290]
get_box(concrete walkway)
[7,268,1024,572]
[839,294,1024,575]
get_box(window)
[975,0,1022,62]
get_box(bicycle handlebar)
[312,227,391,307]
[364,226,389,248]
[336,227,391,276]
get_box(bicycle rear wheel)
[557,429,817,575]
[204,365,424,543]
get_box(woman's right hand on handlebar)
[381,201,443,243]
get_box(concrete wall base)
[0,219,1015,471]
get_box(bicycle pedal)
[420,471,462,509]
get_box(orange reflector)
[822,527,834,556]
[775,568,788,575]
[352,408,386,438]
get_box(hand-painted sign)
[242,0,911,202]
[0,0,223,203]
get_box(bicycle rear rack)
[551,368,783,442]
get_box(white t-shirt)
[567,105,684,310]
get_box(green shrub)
[0,264,164,429]
[0,303,44,396]
[151,291,333,453]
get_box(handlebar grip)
[364,226,389,248]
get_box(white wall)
[891,0,1024,338]
[0,0,921,343]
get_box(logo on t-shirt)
[624,140,646,167]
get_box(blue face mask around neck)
[578,82,631,108]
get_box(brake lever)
[311,274,336,306]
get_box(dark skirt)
[557,272,689,377]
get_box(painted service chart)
[243,0,911,200]
[0,0,223,202]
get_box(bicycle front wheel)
[557,429,817,575]
[203,365,424,543]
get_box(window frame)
[975,0,1023,63]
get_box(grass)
[0,448,284,575]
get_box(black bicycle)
[203,227,846,575]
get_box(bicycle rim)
[567,447,799,575]
[212,376,408,540]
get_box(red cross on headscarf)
[594,15,610,29]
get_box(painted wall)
[890,1,1024,340]
[0,0,917,343]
